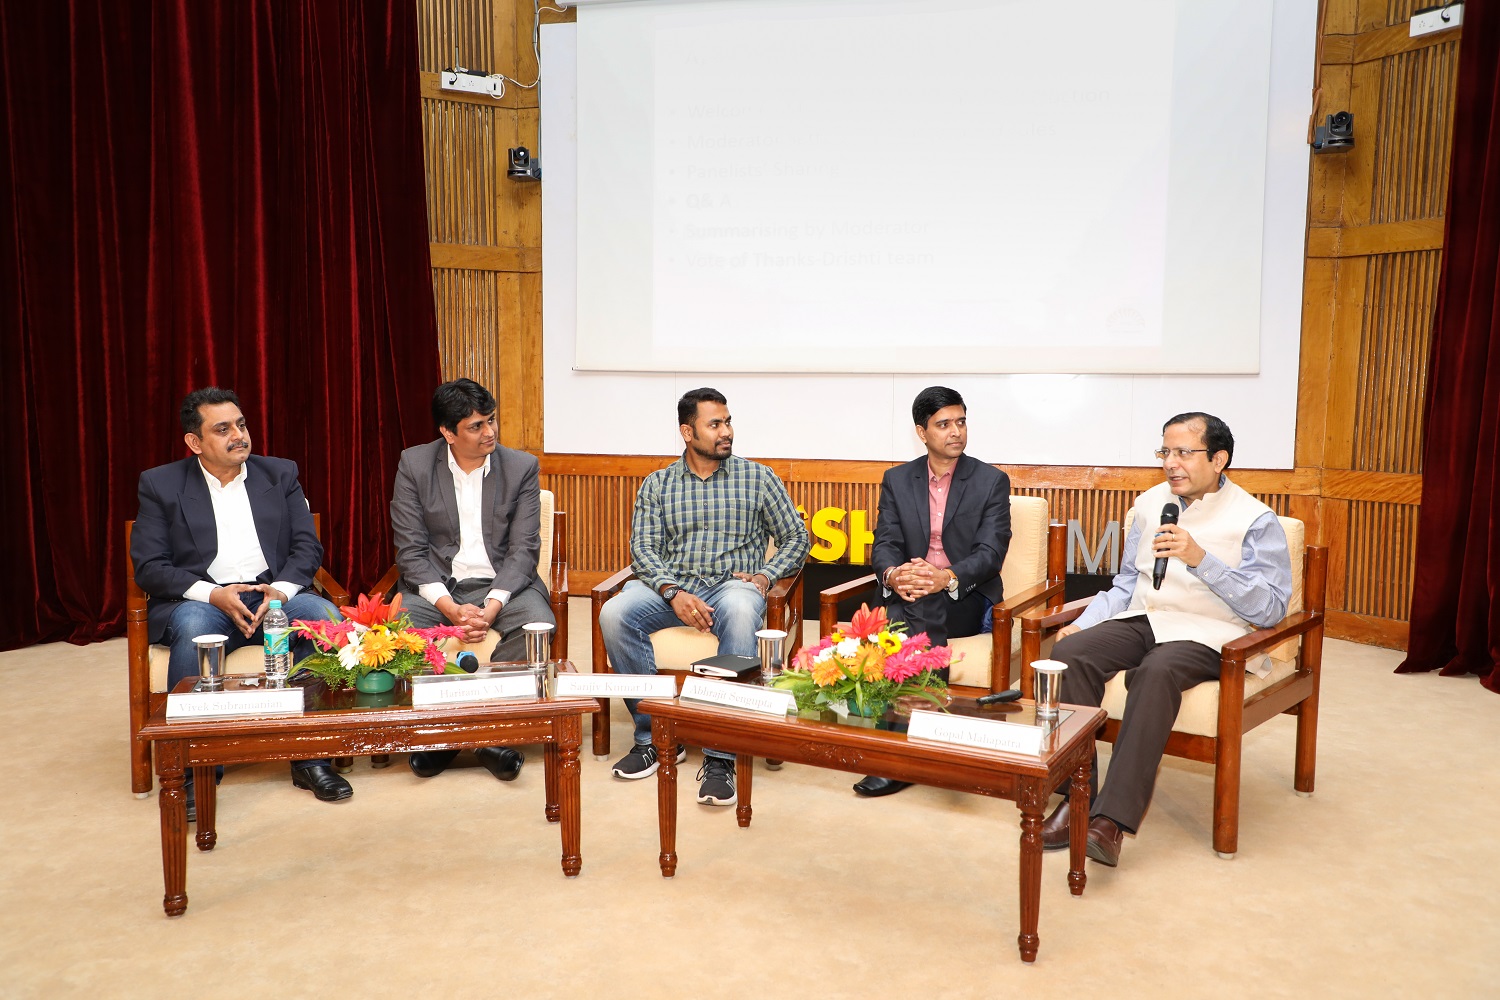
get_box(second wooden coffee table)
[640,696,1106,963]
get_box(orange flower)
[359,629,397,666]
[811,656,845,687]
[340,592,404,629]
[395,631,426,653]
[853,644,886,681]
[848,603,888,640]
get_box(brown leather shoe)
[1041,800,1070,851]
[1086,815,1124,867]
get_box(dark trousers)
[885,589,989,650]
[1050,616,1221,832]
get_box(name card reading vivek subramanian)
[552,673,679,700]
[411,672,539,706]
[678,676,795,717]
[166,689,305,720]
[906,709,1045,756]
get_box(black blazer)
[131,455,324,641]
[871,453,1011,605]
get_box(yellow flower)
[395,631,426,653]
[876,631,901,654]
[811,656,845,687]
[829,630,844,644]
[359,628,397,666]
[854,645,885,681]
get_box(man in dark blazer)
[131,387,352,817]
[854,385,1012,797]
[389,378,556,781]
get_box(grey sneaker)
[611,742,686,780]
[696,756,737,806]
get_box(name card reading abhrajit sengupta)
[411,672,540,706]
[906,709,1045,756]
[166,689,305,720]
[551,673,678,699]
[678,676,795,717]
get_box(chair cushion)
[149,645,266,691]
[948,628,1017,688]
[1100,654,1298,737]
[1000,496,1048,604]
[537,490,555,580]
[649,626,731,670]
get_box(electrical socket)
[440,70,501,97]
[1410,3,1462,37]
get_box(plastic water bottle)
[262,599,293,688]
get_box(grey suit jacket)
[389,439,548,601]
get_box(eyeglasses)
[1153,447,1210,461]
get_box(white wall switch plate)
[440,70,501,97]
[1411,4,1463,37]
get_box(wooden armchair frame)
[1018,543,1327,858]
[125,515,350,796]
[819,522,1068,695]
[589,567,805,759]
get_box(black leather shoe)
[476,746,525,781]
[291,764,354,802]
[1041,799,1071,851]
[853,776,913,797]
[408,749,460,778]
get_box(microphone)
[1152,503,1179,590]
[456,651,480,673]
[975,689,1023,706]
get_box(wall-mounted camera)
[1312,112,1354,153]
[507,146,542,181]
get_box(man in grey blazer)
[390,378,556,781]
[854,385,1012,797]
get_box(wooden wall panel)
[431,268,502,401]
[422,101,499,245]
[1352,250,1440,473]
[416,0,507,75]
[1371,41,1458,223]
[1345,500,1419,620]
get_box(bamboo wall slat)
[422,101,499,245]
[1352,250,1440,473]
[1346,500,1419,619]
[416,0,500,74]
[431,267,501,403]
[1371,41,1458,223]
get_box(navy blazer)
[871,453,1012,605]
[388,439,547,602]
[131,455,324,641]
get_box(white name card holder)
[550,673,679,700]
[678,676,795,717]
[905,709,1046,756]
[411,672,540,706]
[166,689,305,720]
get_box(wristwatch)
[661,585,683,602]
[945,570,960,597]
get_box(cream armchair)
[1020,514,1326,858]
[818,495,1066,695]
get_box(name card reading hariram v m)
[166,689,305,720]
[552,673,678,700]
[906,710,1044,756]
[411,673,539,706]
[678,676,795,717]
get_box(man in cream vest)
[1041,412,1292,869]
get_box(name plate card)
[551,673,679,700]
[906,709,1045,756]
[166,689,305,720]
[678,676,795,717]
[411,672,539,706]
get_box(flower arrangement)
[771,604,954,717]
[292,593,466,690]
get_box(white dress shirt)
[417,449,510,609]
[183,461,302,604]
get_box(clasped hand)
[209,583,288,638]
[439,596,500,644]
[888,558,950,603]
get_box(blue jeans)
[159,589,340,773]
[598,578,766,758]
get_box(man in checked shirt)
[598,387,810,806]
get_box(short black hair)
[432,378,497,433]
[1163,411,1235,467]
[678,387,727,427]
[912,386,965,428]
[180,387,241,435]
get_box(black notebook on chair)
[689,654,761,680]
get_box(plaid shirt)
[630,454,810,594]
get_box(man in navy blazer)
[854,386,1012,797]
[131,387,352,815]
[388,378,555,782]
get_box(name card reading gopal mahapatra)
[678,676,795,717]
[906,709,1046,756]
[552,673,679,700]
[410,672,540,706]
[166,689,305,720]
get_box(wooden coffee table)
[640,696,1106,963]
[137,668,600,917]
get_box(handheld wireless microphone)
[1152,503,1180,590]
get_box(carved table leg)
[654,718,678,878]
[735,754,753,829]
[558,715,582,878]
[1017,778,1045,963]
[156,742,189,917]
[1068,758,1089,897]
[592,699,610,759]
[543,736,561,824]
[194,765,217,852]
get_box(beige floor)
[1,598,1495,999]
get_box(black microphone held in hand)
[1152,503,1179,590]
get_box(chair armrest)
[372,565,401,600]
[1018,597,1092,697]
[313,568,350,608]
[591,566,636,604]
[1219,611,1321,665]
[999,579,1065,617]
[818,573,878,636]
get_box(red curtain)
[0,1,440,649]
[1397,4,1500,693]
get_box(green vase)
[845,698,889,726]
[354,669,396,694]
